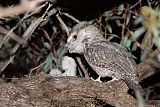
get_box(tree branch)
[0,73,158,107]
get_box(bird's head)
[66,21,103,54]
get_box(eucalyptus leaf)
[132,27,146,40]
[22,22,27,31]
[43,52,54,72]
[107,34,119,41]
[132,43,137,52]
[153,37,160,49]
[118,4,124,15]
[135,91,145,107]
[123,36,131,48]
[126,12,131,25]
[140,49,151,61]
[37,53,43,62]
[115,103,121,107]
[110,16,123,20]
[133,16,144,25]
[152,26,159,38]
[106,25,112,33]
[115,20,121,27]
[57,47,68,58]
[44,42,52,50]
[143,32,152,48]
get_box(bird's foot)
[91,76,102,83]
[106,77,119,84]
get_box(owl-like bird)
[66,22,144,95]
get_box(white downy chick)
[49,68,62,77]
[61,56,77,76]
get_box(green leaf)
[115,103,121,107]
[106,25,112,33]
[118,4,124,15]
[115,20,121,27]
[132,27,146,40]
[135,91,145,107]
[44,42,52,50]
[126,12,131,25]
[43,52,55,72]
[107,34,119,41]
[133,17,144,25]
[123,36,131,48]
[57,47,68,58]
[37,53,43,62]
[140,49,151,61]
[152,26,159,38]
[132,43,137,52]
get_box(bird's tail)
[124,79,145,97]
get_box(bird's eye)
[73,35,77,40]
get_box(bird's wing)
[84,41,138,81]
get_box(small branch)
[120,20,125,45]
[76,57,90,79]
[60,12,81,23]
[130,0,142,9]
[56,13,69,35]
[0,26,27,45]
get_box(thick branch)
[0,73,157,107]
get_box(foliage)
[97,3,160,63]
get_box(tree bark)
[0,70,158,107]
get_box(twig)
[120,20,125,45]
[130,0,142,9]
[76,57,90,79]
[0,26,26,45]
[56,13,89,79]
[60,12,80,23]
[42,29,53,46]
[56,13,69,35]
[29,60,47,77]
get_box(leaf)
[118,4,124,15]
[123,35,131,48]
[152,26,159,38]
[135,91,145,107]
[107,34,119,41]
[152,26,160,48]
[132,27,146,40]
[153,37,160,49]
[44,42,52,50]
[37,53,43,62]
[106,25,112,33]
[132,43,137,52]
[115,20,121,27]
[133,17,144,25]
[126,12,131,25]
[142,32,152,48]
[57,47,68,58]
[43,52,55,72]
[140,49,151,61]
[115,103,121,107]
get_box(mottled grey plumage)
[66,22,144,95]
